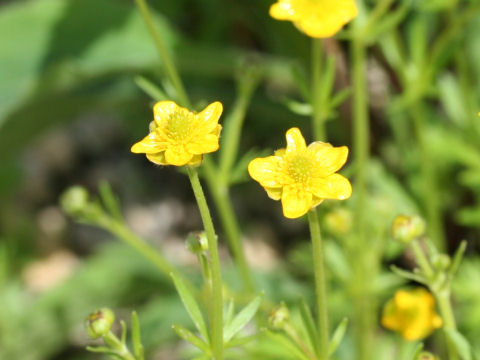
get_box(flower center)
[166,113,193,141]
[287,154,314,183]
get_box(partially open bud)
[186,231,209,254]
[417,352,439,360]
[86,308,115,339]
[61,186,90,216]
[392,215,426,244]
[268,303,290,330]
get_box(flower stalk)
[308,208,329,360]
[311,38,325,141]
[187,166,224,360]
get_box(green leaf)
[297,297,318,355]
[263,330,311,360]
[170,272,208,341]
[281,97,312,116]
[120,320,127,344]
[172,324,211,354]
[449,240,467,278]
[224,299,235,327]
[99,181,123,221]
[445,328,473,360]
[131,312,144,360]
[390,265,427,284]
[328,318,348,356]
[224,293,263,343]
[410,343,424,360]
[134,75,168,102]
[86,346,123,360]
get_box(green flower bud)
[186,231,209,254]
[324,208,352,236]
[392,215,426,244]
[86,308,115,339]
[61,186,90,216]
[268,304,289,330]
[416,352,439,360]
[431,253,451,271]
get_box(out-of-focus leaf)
[445,328,473,360]
[224,293,263,343]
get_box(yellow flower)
[269,0,358,38]
[382,288,443,341]
[248,127,352,219]
[131,101,223,166]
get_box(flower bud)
[86,308,115,339]
[431,253,451,271]
[324,208,352,236]
[417,352,439,360]
[186,231,209,254]
[268,304,289,329]
[392,215,426,243]
[61,186,90,216]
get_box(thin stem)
[134,0,191,108]
[410,102,445,251]
[307,209,329,360]
[410,239,435,279]
[436,292,459,360]
[103,332,136,360]
[187,167,223,360]
[311,38,326,141]
[204,159,255,293]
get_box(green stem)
[410,102,445,251]
[187,167,223,360]
[436,292,459,360]
[410,239,434,279]
[204,159,254,293]
[311,38,326,141]
[351,36,373,360]
[307,209,329,360]
[101,216,195,292]
[134,0,191,108]
[103,332,136,360]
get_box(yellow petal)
[146,152,168,165]
[269,1,295,20]
[248,156,284,188]
[285,127,307,154]
[281,184,312,218]
[131,132,167,154]
[309,173,352,200]
[186,134,220,155]
[265,187,282,200]
[196,101,223,133]
[153,101,189,127]
[188,154,203,167]
[164,145,193,166]
[308,142,349,176]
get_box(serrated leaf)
[445,328,472,360]
[224,294,263,343]
[171,272,208,341]
[328,318,348,356]
[172,324,210,354]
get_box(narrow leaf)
[390,265,427,284]
[297,297,318,355]
[449,240,467,278]
[99,181,123,221]
[120,320,127,344]
[410,343,424,360]
[328,318,348,356]
[225,334,259,349]
[134,75,167,101]
[264,330,311,360]
[445,328,472,360]
[172,324,211,354]
[224,294,263,343]
[131,312,145,360]
[171,272,208,340]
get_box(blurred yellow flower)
[382,288,443,341]
[248,127,352,219]
[131,101,223,166]
[269,0,358,38]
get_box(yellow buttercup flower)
[382,288,443,341]
[131,101,223,166]
[248,127,352,219]
[269,0,358,38]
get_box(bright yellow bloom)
[248,127,352,219]
[131,101,223,166]
[269,0,358,38]
[382,288,443,341]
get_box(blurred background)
[1,0,480,359]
